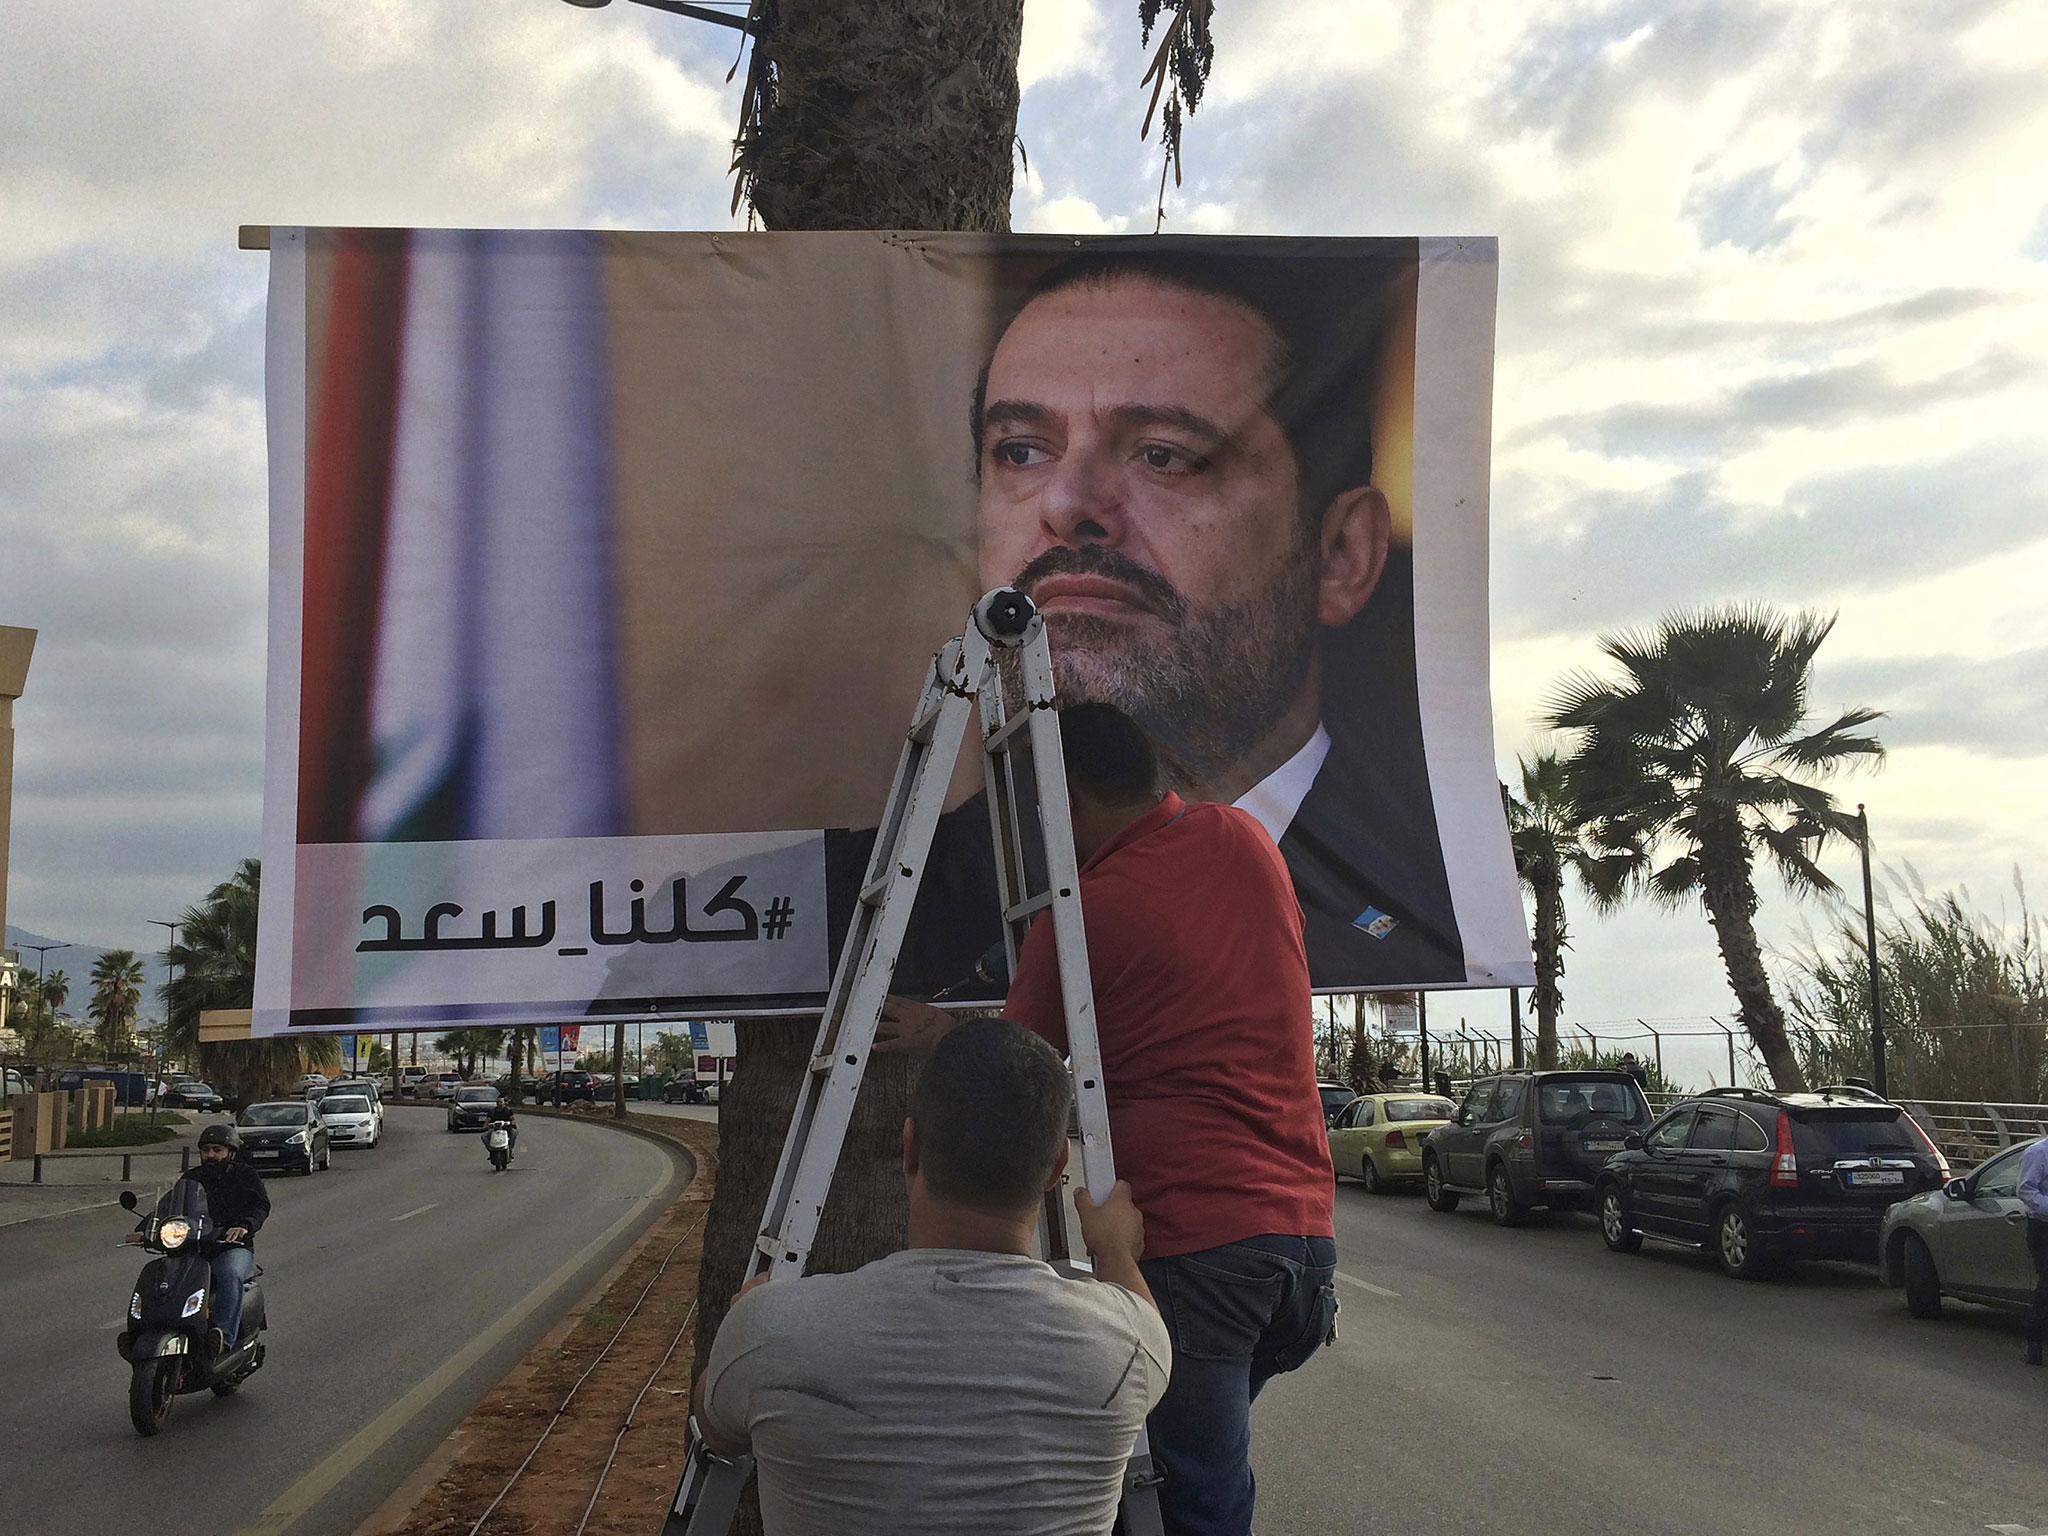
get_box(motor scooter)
[486,1122,514,1171]
[116,1183,267,1435]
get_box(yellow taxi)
[1329,1092,1460,1194]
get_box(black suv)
[1422,1070,1651,1225]
[1594,1084,1950,1279]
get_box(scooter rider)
[487,1095,518,1153]
[129,1123,269,1352]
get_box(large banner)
[254,230,1531,1035]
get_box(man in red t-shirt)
[882,702,1336,1536]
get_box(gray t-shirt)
[700,1248,1170,1536]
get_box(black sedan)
[161,1080,225,1112]
[235,1101,331,1175]
[447,1085,503,1131]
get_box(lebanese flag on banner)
[358,231,625,845]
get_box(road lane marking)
[233,1139,679,1536]
[1336,1269,1400,1299]
[389,1203,439,1222]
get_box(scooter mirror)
[119,1190,139,1210]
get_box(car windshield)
[1537,1079,1646,1125]
[323,1096,370,1115]
[457,1088,499,1103]
[185,1082,215,1095]
[1791,1110,1919,1158]
[239,1104,308,1127]
[1385,1098,1456,1123]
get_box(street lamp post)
[147,920,180,1114]
[1857,805,1887,1098]
[20,942,68,1085]
[558,0,755,32]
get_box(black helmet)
[197,1123,242,1153]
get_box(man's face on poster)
[975,274,1387,796]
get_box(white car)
[427,1072,463,1100]
[398,1067,429,1095]
[317,1093,380,1149]
[324,1079,385,1131]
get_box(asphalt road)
[1252,1180,2048,1535]
[0,1105,684,1536]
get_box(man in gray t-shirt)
[694,1020,1170,1535]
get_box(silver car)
[1879,1136,2041,1318]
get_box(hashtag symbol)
[762,897,795,940]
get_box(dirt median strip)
[361,1106,720,1536]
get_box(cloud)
[1491,436,2048,641]
[1816,647,2048,760]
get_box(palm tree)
[1503,752,1630,1069]
[1548,607,1883,1091]
[89,950,145,1059]
[42,969,69,1018]
[163,859,339,1102]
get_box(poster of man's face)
[253,229,1531,1036]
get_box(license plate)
[1847,1170,1904,1187]
[1585,1140,1624,1152]
[249,1150,279,1159]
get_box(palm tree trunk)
[1532,878,1563,1070]
[1697,822,1808,1091]
[745,1,1026,233]
[692,13,1027,1531]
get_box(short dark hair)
[910,1019,1072,1213]
[1058,702,1162,806]
[972,247,1383,527]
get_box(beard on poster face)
[1008,542,1324,787]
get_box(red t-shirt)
[1004,792,1335,1259]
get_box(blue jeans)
[210,1247,255,1345]
[1138,1235,1338,1536]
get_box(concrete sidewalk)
[0,1109,227,1187]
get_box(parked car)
[398,1067,429,1095]
[236,1101,331,1175]
[317,1093,380,1149]
[2,1066,31,1098]
[160,1080,224,1112]
[1330,1092,1458,1193]
[1423,1071,1652,1225]
[426,1071,464,1101]
[447,1085,503,1131]
[661,1076,707,1105]
[536,1070,597,1104]
[1316,1081,1356,1127]
[1879,1135,2040,1318]
[1597,1084,1950,1279]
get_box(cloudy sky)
[3,0,2043,1077]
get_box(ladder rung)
[909,701,944,742]
[984,711,1032,752]
[755,1233,785,1259]
[858,871,897,907]
[808,1053,836,1076]
[1004,892,1054,923]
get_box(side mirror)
[1943,1178,1970,1200]
[1623,1132,1644,1151]
[119,1190,139,1210]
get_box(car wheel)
[1488,1163,1528,1228]
[1598,1184,1642,1253]
[1901,1233,1943,1319]
[1423,1155,1460,1212]
[1361,1155,1387,1195]
[1715,1204,1776,1280]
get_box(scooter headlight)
[158,1217,193,1250]
[130,1291,142,1320]
[181,1289,207,1319]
